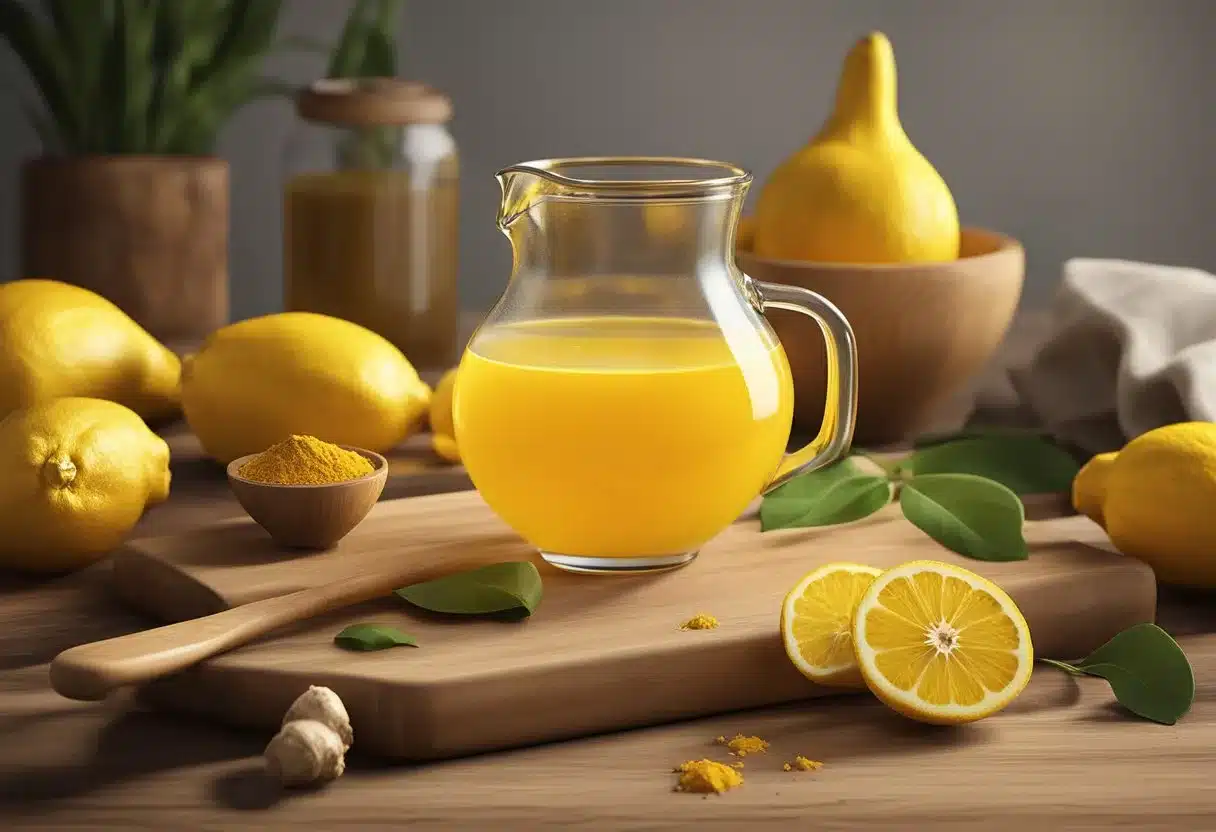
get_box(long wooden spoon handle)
[49,571,395,701]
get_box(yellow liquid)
[454,317,795,558]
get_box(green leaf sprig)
[760,430,1083,562]
[1040,623,1195,725]
[395,561,544,619]
[334,623,418,652]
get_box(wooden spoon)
[49,552,488,702]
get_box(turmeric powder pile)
[679,613,719,631]
[716,734,769,757]
[238,435,374,485]
[783,755,824,772]
[672,759,744,794]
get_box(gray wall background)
[0,0,1213,321]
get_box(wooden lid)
[296,78,452,127]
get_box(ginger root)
[264,685,352,787]
[282,685,353,749]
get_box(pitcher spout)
[495,164,562,232]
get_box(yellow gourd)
[753,32,960,264]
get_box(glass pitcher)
[453,157,857,574]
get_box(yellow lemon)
[0,397,171,573]
[427,367,461,464]
[780,562,883,688]
[852,560,1034,725]
[0,279,181,423]
[429,367,458,438]
[431,433,461,464]
[181,312,432,464]
[753,32,959,264]
[1072,422,1216,588]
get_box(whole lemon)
[1072,421,1216,588]
[0,279,182,423]
[182,312,432,464]
[0,397,171,573]
[428,367,461,463]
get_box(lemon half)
[780,562,884,688]
[852,560,1034,725]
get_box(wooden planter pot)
[20,156,229,345]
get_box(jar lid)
[296,78,453,126]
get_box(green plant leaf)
[0,0,80,148]
[765,456,868,500]
[396,561,543,618]
[326,0,375,77]
[901,436,1081,495]
[899,473,1028,561]
[155,0,284,154]
[912,427,1056,449]
[45,0,111,149]
[110,0,159,152]
[1040,623,1195,725]
[361,27,397,77]
[761,474,891,530]
[334,623,418,651]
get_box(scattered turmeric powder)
[672,759,743,794]
[783,755,824,772]
[716,734,769,756]
[238,435,375,486]
[679,613,719,631]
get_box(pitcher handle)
[750,279,859,494]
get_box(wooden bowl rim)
[226,444,389,489]
[737,226,1024,272]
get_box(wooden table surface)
[3,311,1215,831]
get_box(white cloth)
[1001,258,1216,455]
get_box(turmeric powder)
[238,435,374,485]
[672,759,743,794]
[716,734,769,756]
[783,755,824,772]
[680,613,719,631]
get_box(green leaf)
[902,436,1081,495]
[766,456,868,500]
[899,473,1029,561]
[0,0,80,148]
[912,427,1056,449]
[334,623,418,651]
[326,0,375,78]
[360,27,397,77]
[396,561,544,618]
[111,0,159,152]
[761,475,891,530]
[1041,623,1194,725]
[45,0,110,148]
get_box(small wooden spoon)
[49,553,479,701]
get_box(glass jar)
[282,78,460,371]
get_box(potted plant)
[0,0,287,344]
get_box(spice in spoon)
[238,435,374,485]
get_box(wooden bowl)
[225,446,389,549]
[737,227,1025,446]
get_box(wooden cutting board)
[109,490,1156,762]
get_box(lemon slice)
[780,562,884,687]
[852,560,1034,725]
